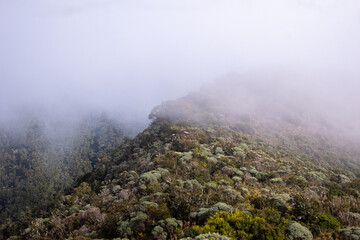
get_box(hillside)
[2,82,360,240]
[0,115,133,222]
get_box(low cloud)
[0,0,359,135]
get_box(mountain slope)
[2,80,360,240]
[0,115,130,222]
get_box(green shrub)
[290,195,320,224]
[221,166,243,177]
[285,221,313,240]
[317,213,340,231]
[182,232,231,240]
[195,211,286,240]
[159,218,183,239]
[190,202,233,223]
[338,227,360,240]
[268,194,291,213]
[152,226,167,240]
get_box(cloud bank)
[0,0,359,129]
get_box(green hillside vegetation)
[2,83,360,239]
[0,115,128,222]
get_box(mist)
[0,0,360,135]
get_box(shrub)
[138,168,169,185]
[268,194,291,213]
[221,166,243,177]
[270,178,283,184]
[317,213,340,231]
[338,227,360,240]
[215,147,224,155]
[117,212,149,238]
[286,175,308,188]
[195,211,286,240]
[331,174,351,184]
[285,221,313,240]
[232,147,246,160]
[290,195,320,224]
[190,203,233,223]
[159,218,183,239]
[181,232,231,240]
[152,226,167,240]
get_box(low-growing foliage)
[194,211,287,240]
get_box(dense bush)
[285,221,313,240]
[317,213,341,231]
[3,116,360,239]
[194,211,287,240]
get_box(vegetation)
[0,115,128,221]
[194,210,287,240]
[1,87,360,239]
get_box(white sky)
[0,0,359,122]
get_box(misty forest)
[1,1,360,240]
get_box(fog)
[0,0,359,135]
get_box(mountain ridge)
[2,80,360,239]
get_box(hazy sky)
[0,0,359,124]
